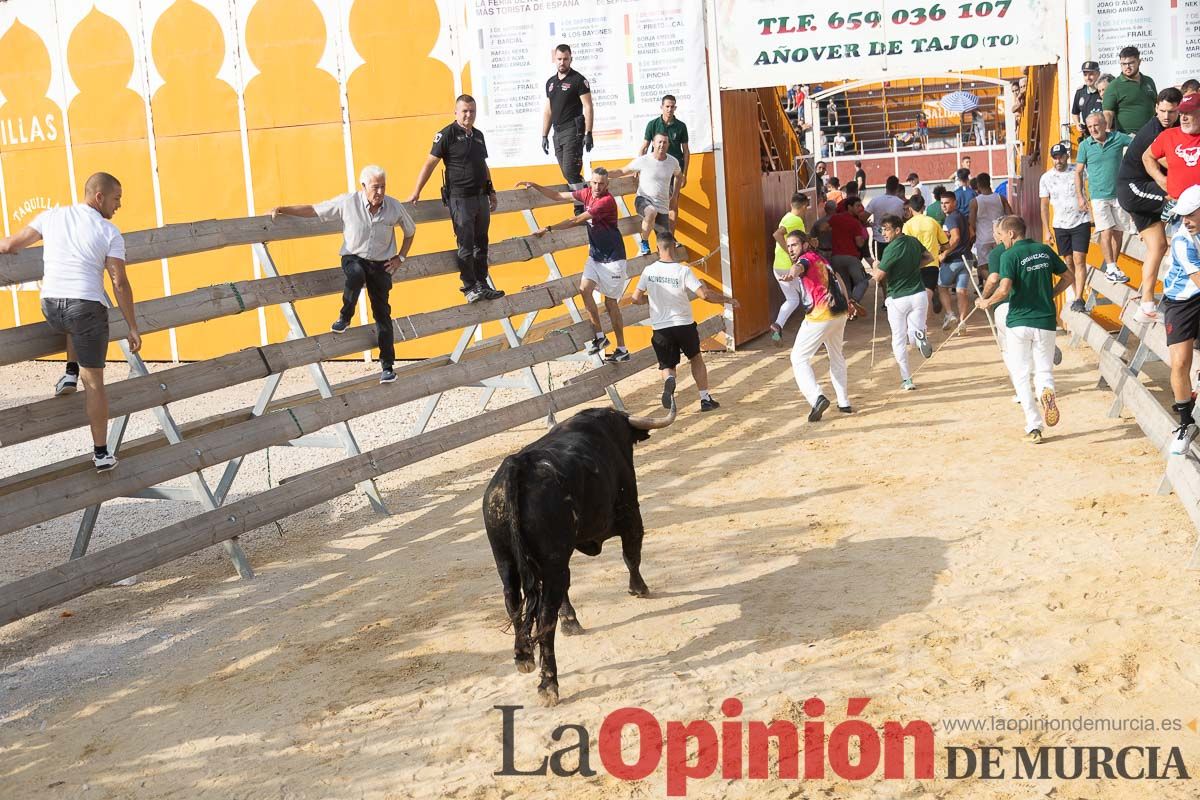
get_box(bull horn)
[627,400,677,430]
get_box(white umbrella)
[940,91,979,113]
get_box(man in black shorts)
[631,233,738,413]
[1161,186,1200,455]
[1039,141,1096,310]
[541,44,593,213]
[1117,87,1182,322]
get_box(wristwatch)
[396,255,406,263]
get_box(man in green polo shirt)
[641,94,690,227]
[1103,46,1158,133]
[869,214,934,390]
[1076,112,1134,297]
[977,215,1073,443]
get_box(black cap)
[1081,61,1100,73]
[1050,141,1071,157]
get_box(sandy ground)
[2,314,1200,800]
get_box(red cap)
[1180,93,1200,114]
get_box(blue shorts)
[938,260,969,290]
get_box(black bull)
[483,403,676,706]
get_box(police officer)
[541,44,593,212]
[408,94,503,304]
[1072,61,1104,136]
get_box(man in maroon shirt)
[828,197,871,305]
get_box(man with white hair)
[271,164,415,384]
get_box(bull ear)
[627,399,677,430]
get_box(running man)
[519,167,630,362]
[1160,186,1200,455]
[1075,113,1134,289]
[868,215,934,390]
[610,132,682,256]
[903,193,948,320]
[1040,141,1102,312]
[976,215,1073,444]
[968,172,1011,275]
[768,192,811,344]
[631,232,738,412]
[937,191,972,331]
[784,230,853,419]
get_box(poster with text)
[465,0,712,167]
[715,0,1066,89]
[1082,0,1200,88]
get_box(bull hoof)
[515,657,536,674]
[538,685,560,707]
[560,617,585,636]
[628,584,650,598]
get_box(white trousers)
[1005,325,1056,432]
[774,270,802,329]
[791,314,849,407]
[992,302,1009,353]
[885,292,930,380]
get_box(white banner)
[1068,0,1200,89]
[464,0,712,168]
[714,0,1066,90]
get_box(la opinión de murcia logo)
[495,698,1191,796]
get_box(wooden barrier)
[0,315,724,625]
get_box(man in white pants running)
[867,215,934,390]
[976,215,1072,443]
[784,231,853,419]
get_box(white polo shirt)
[30,204,125,303]
[314,191,416,262]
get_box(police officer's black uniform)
[545,69,591,192]
[431,121,500,297]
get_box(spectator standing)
[541,44,593,212]
[520,167,630,362]
[868,215,935,390]
[785,231,853,419]
[903,193,949,318]
[916,110,929,149]
[953,167,977,213]
[1076,112,1134,291]
[1073,61,1104,135]
[828,197,872,304]
[927,185,948,225]
[978,215,1072,443]
[833,131,847,155]
[768,192,812,343]
[1104,46,1158,134]
[632,233,738,413]
[825,176,845,206]
[968,172,1011,272]
[1039,141,1098,308]
[273,165,415,384]
[854,160,867,189]
[1143,92,1200,214]
[640,95,690,227]
[937,192,972,331]
[907,172,935,207]
[409,95,502,304]
[972,110,987,145]
[950,155,972,185]
[1118,88,1182,323]
[1160,186,1200,454]
[609,132,682,256]
[865,175,908,260]
[0,173,139,470]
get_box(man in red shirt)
[828,197,871,305]
[1144,93,1200,208]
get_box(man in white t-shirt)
[1039,141,1096,308]
[865,176,909,260]
[0,172,140,471]
[631,233,738,412]
[609,132,682,256]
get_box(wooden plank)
[0,216,642,366]
[0,314,722,626]
[0,178,638,287]
[0,252,657,447]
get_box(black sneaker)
[808,394,830,422]
[605,347,630,363]
[1053,346,1063,366]
[331,317,350,333]
[482,284,505,300]
[379,368,397,384]
[1069,298,1085,313]
[465,286,486,303]
[700,396,720,412]
[837,405,853,413]
[661,375,676,409]
[54,373,78,396]
[586,334,611,356]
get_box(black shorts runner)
[1054,222,1092,256]
[920,266,939,291]
[1164,294,1200,346]
[1116,179,1167,233]
[651,322,701,369]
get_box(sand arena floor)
[2,316,1199,799]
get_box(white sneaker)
[54,373,78,396]
[1170,423,1198,456]
[942,315,958,331]
[93,452,118,471]
[1133,302,1161,324]
[914,330,933,358]
[1104,265,1130,284]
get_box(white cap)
[1177,185,1200,217]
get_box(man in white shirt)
[609,133,682,256]
[272,165,416,384]
[0,172,140,471]
[631,233,738,413]
[1039,142,1095,306]
[865,176,909,260]
[906,172,935,207]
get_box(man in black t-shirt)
[408,94,502,304]
[1116,87,1183,322]
[1072,62,1104,136]
[541,44,594,212]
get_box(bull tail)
[503,453,543,641]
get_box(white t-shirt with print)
[636,260,702,329]
[31,204,126,303]
[623,154,681,210]
[1038,168,1091,230]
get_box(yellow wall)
[0,0,723,362]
